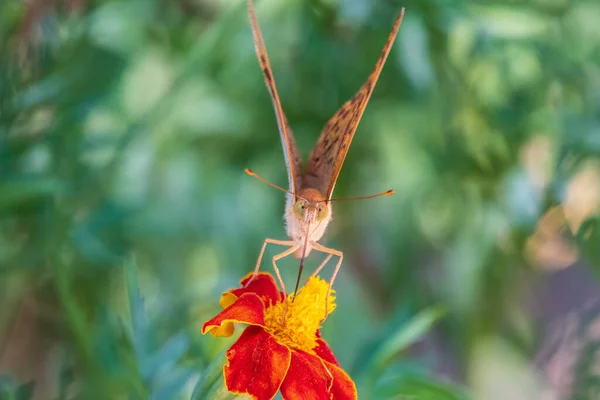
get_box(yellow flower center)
[263,276,336,353]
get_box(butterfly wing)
[303,8,405,200]
[247,0,303,195]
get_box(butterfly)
[245,0,405,306]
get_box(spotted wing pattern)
[303,8,405,199]
[248,0,303,195]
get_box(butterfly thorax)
[285,188,332,258]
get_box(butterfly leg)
[310,241,343,321]
[271,244,301,298]
[271,244,301,323]
[247,238,296,286]
[311,253,334,278]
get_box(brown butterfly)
[245,0,405,305]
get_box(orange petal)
[229,272,282,306]
[225,326,291,400]
[314,336,340,366]
[324,361,358,400]
[280,350,333,400]
[202,293,266,336]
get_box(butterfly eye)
[316,205,328,222]
[293,201,305,220]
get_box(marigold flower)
[202,272,357,400]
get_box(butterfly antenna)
[245,169,306,201]
[327,189,395,202]
[292,222,311,302]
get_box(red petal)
[324,362,358,400]
[202,293,266,335]
[224,326,291,400]
[314,336,340,367]
[280,350,333,400]
[229,272,282,306]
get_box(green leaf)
[577,216,600,271]
[0,177,64,210]
[0,375,15,400]
[191,350,227,400]
[125,259,148,363]
[0,377,36,400]
[142,332,190,380]
[15,381,35,400]
[369,306,446,374]
[148,369,195,400]
[378,376,473,400]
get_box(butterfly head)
[285,188,332,245]
[293,188,329,223]
[293,199,328,222]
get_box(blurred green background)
[2,0,600,399]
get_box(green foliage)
[0,376,35,400]
[365,307,446,376]
[1,0,599,398]
[577,217,600,273]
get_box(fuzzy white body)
[284,191,332,258]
